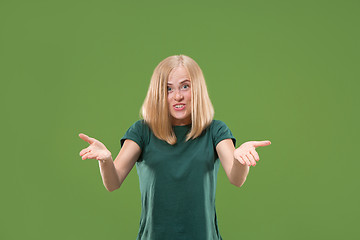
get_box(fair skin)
[167,66,192,126]
[79,134,140,192]
[216,139,271,187]
[79,66,271,190]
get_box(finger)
[79,133,95,144]
[246,153,256,166]
[250,149,260,161]
[81,152,90,160]
[235,155,245,165]
[79,148,91,156]
[242,155,251,166]
[252,140,271,148]
[82,152,97,160]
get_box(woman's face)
[167,66,192,126]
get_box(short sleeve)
[120,120,145,150]
[212,120,236,148]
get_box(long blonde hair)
[141,55,214,145]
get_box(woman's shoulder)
[129,119,150,129]
[209,119,236,146]
[132,119,146,126]
[121,119,151,148]
[211,119,226,124]
[123,119,151,137]
[205,119,231,137]
[209,119,229,129]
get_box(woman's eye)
[182,84,189,89]
[167,87,172,91]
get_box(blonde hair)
[140,55,214,145]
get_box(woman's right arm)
[79,133,141,192]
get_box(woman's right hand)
[79,133,112,163]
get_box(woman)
[79,55,271,240]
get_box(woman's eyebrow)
[167,80,190,85]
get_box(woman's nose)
[174,90,183,101]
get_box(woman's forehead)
[168,66,190,83]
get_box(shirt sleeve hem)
[215,137,236,148]
[120,137,143,150]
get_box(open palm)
[79,133,112,162]
[234,140,271,166]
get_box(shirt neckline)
[173,124,191,128]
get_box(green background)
[1,0,359,239]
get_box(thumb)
[79,133,95,144]
[252,140,271,148]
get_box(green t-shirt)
[120,119,236,240]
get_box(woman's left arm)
[216,139,271,187]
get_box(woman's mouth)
[173,104,185,111]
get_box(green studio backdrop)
[1,0,359,239]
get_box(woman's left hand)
[234,140,271,166]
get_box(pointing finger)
[252,140,271,148]
[79,133,95,144]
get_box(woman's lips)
[173,104,185,111]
